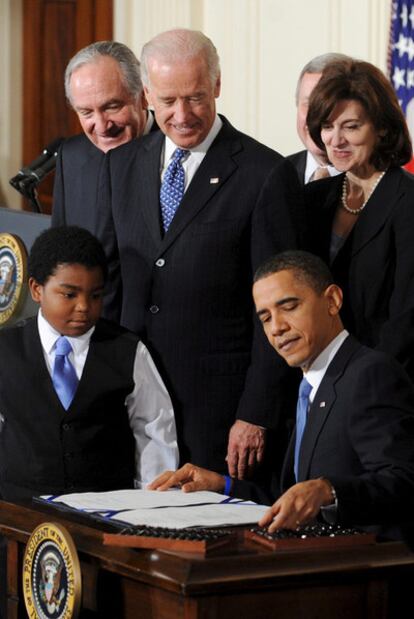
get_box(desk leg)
[6,540,19,619]
[184,598,199,619]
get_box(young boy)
[0,226,178,502]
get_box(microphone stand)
[9,175,43,213]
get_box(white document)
[40,488,268,528]
[109,503,268,529]
[41,488,247,511]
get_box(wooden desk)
[1,500,413,619]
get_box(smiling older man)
[52,41,156,235]
[99,29,305,480]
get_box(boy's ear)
[29,277,42,303]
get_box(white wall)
[115,0,391,154]
[0,0,22,209]
[0,0,391,208]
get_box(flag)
[389,0,414,172]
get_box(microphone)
[10,137,64,187]
[18,138,64,182]
[9,137,64,213]
[24,146,63,183]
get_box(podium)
[0,206,50,326]
[1,499,414,618]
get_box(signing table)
[0,499,413,618]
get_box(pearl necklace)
[341,170,387,215]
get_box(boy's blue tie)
[52,336,78,410]
[294,377,312,481]
[160,148,188,231]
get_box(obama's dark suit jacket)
[99,116,305,472]
[283,336,414,527]
[233,336,414,537]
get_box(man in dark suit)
[100,28,305,479]
[287,54,346,184]
[151,251,414,537]
[52,41,156,233]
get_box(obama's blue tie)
[294,377,312,481]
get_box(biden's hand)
[227,420,266,479]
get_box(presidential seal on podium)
[23,522,81,619]
[0,232,27,325]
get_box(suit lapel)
[295,151,307,185]
[81,140,104,230]
[138,131,164,247]
[333,167,402,265]
[297,336,361,481]
[158,119,241,253]
[149,112,159,133]
[309,174,343,262]
[297,380,336,482]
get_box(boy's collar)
[37,309,95,355]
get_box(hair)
[140,28,220,87]
[28,226,108,285]
[65,40,143,105]
[295,52,351,104]
[254,251,334,295]
[306,58,412,169]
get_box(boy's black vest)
[0,317,137,502]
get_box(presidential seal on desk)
[0,232,27,325]
[23,522,81,619]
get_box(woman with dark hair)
[306,58,414,380]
